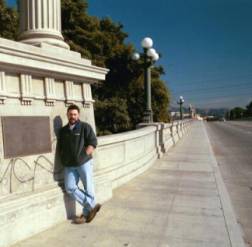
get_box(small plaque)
[2,116,52,158]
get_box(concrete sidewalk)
[13,121,246,247]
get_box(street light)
[177,96,185,120]
[189,104,194,118]
[132,37,160,123]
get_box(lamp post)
[177,96,185,120]
[132,37,159,123]
[189,104,192,118]
[189,104,195,119]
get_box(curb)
[203,122,247,247]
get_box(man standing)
[58,104,101,224]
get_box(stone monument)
[0,1,108,246]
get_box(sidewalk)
[13,121,246,247]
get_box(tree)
[245,101,252,117]
[0,0,18,40]
[229,107,246,120]
[61,0,171,133]
[61,0,100,60]
[94,97,132,134]
[127,69,170,126]
[150,66,170,122]
[152,78,171,122]
[2,0,172,134]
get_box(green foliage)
[127,74,145,125]
[61,0,129,68]
[152,78,170,122]
[0,0,18,39]
[229,107,246,120]
[1,0,171,134]
[127,71,170,126]
[245,101,252,117]
[94,97,132,135]
[61,0,171,131]
[228,101,252,120]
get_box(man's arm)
[84,123,98,155]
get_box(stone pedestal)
[0,1,108,246]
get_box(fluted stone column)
[18,0,69,49]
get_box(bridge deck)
[13,121,245,247]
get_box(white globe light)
[147,48,156,58]
[141,37,153,49]
[132,52,140,61]
[152,52,159,61]
[180,96,184,102]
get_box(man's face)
[67,109,80,125]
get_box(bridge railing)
[94,119,194,203]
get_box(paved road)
[205,121,252,247]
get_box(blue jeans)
[64,159,96,217]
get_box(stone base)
[0,186,67,247]
[0,179,112,247]
[20,37,70,50]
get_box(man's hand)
[85,145,95,155]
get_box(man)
[58,104,101,224]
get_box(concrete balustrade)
[95,119,192,203]
[94,125,160,203]
[95,120,193,205]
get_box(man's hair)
[67,104,80,113]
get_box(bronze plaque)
[2,116,52,158]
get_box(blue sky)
[7,0,252,109]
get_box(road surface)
[205,121,252,247]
